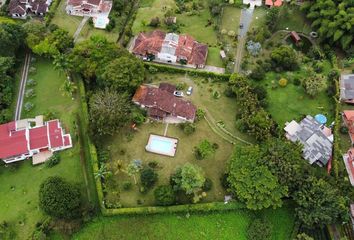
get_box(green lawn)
[77,23,119,43]
[0,57,89,239]
[101,73,253,207]
[221,6,241,32]
[72,204,294,240]
[275,6,312,34]
[249,7,267,31]
[206,47,224,67]
[259,70,333,126]
[0,16,16,24]
[51,0,82,36]
[132,0,218,45]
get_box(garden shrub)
[196,109,205,121]
[97,149,110,163]
[224,87,236,98]
[202,178,213,191]
[24,102,34,112]
[122,181,132,191]
[278,78,288,87]
[220,173,229,190]
[247,218,272,240]
[154,185,176,206]
[132,111,146,125]
[140,167,158,190]
[45,153,60,168]
[194,140,216,160]
[293,77,301,86]
[212,90,221,99]
[176,82,187,90]
[27,78,37,86]
[180,122,196,135]
[148,161,158,169]
[25,88,35,98]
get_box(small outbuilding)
[220,50,226,59]
[165,16,176,25]
[290,31,301,44]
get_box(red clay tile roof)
[265,0,282,6]
[0,122,28,159]
[133,85,196,121]
[159,83,176,94]
[29,126,49,150]
[8,0,26,15]
[133,30,165,56]
[48,120,64,148]
[87,0,100,6]
[189,42,208,66]
[344,111,354,122]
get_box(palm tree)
[53,53,71,76]
[111,159,126,175]
[60,80,77,98]
[126,159,142,184]
[94,163,112,180]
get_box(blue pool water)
[150,139,173,153]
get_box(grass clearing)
[249,7,267,31]
[206,47,224,67]
[51,0,82,36]
[0,57,87,239]
[221,6,241,32]
[72,204,295,240]
[276,6,312,34]
[77,23,119,43]
[132,0,218,45]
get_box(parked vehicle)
[173,91,184,97]
[186,86,193,96]
[239,23,244,29]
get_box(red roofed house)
[132,30,208,68]
[66,0,112,29]
[343,148,354,186]
[0,116,72,164]
[290,31,301,45]
[132,83,197,123]
[8,0,52,18]
[343,110,354,144]
[265,0,283,7]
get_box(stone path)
[73,16,89,43]
[164,123,169,136]
[15,52,31,120]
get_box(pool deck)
[145,134,178,157]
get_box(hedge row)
[144,62,230,82]
[102,201,245,216]
[332,74,341,178]
[77,79,105,209]
[44,0,61,25]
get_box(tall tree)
[227,146,288,210]
[270,45,298,71]
[0,23,25,56]
[89,89,132,135]
[98,56,145,93]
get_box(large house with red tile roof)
[132,30,208,68]
[132,83,196,123]
[0,116,72,164]
[8,0,52,18]
[66,0,112,28]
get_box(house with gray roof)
[284,115,333,166]
[340,74,354,104]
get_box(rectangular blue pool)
[145,134,178,157]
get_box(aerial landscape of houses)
[8,0,51,18]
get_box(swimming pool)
[145,134,178,157]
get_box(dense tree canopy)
[98,56,145,93]
[0,56,15,123]
[69,36,128,79]
[171,163,205,196]
[293,177,348,228]
[154,185,176,206]
[270,45,298,71]
[301,0,354,51]
[227,146,288,210]
[39,176,81,219]
[0,23,25,56]
[89,89,132,135]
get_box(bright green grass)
[0,57,86,239]
[249,7,267,31]
[51,0,82,36]
[276,6,311,34]
[206,47,224,67]
[77,23,119,43]
[260,70,333,126]
[132,0,218,45]
[72,205,294,240]
[221,6,241,32]
[0,16,16,24]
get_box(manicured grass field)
[72,204,295,240]
[77,23,119,43]
[221,6,241,32]
[51,0,82,36]
[132,0,218,45]
[249,7,267,31]
[0,58,88,239]
[276,6,312,34]
[259,69,333,126]
[206,47,224,67]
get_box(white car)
[173,91,184,97]
[186,86,193,96]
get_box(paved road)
[73,16,89,43]
[15,52,31,120]
[234,8,254,72]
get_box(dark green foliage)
[202,178,212,191]
[194,139,215,160]
[140,167,158,190]
[0,56,15,123]
[171,163,205,196]
[0,23,25,57]
[154,185,176,206]
[105,17,116,32]
[89,89,132,135]
[132,109,146,125]
[265,7,279,32]
[195,109,206,121]
[0,221,15,240]
[148,161,158,169]
[249,65,265,81]
[270,45,298,71]
[247,218,272,240]
[45,153,61,168]
[340,126,348,134]
[39,176,81,219]
[98,56,145,93]
[122,181,132,191]
[180,122,196,135]
[149,17,160,27]
[220,173,229,190]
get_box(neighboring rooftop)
[343,148,354,186]
[284,115,333,166]
[340,74,354,102]
[265,0,283,7]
